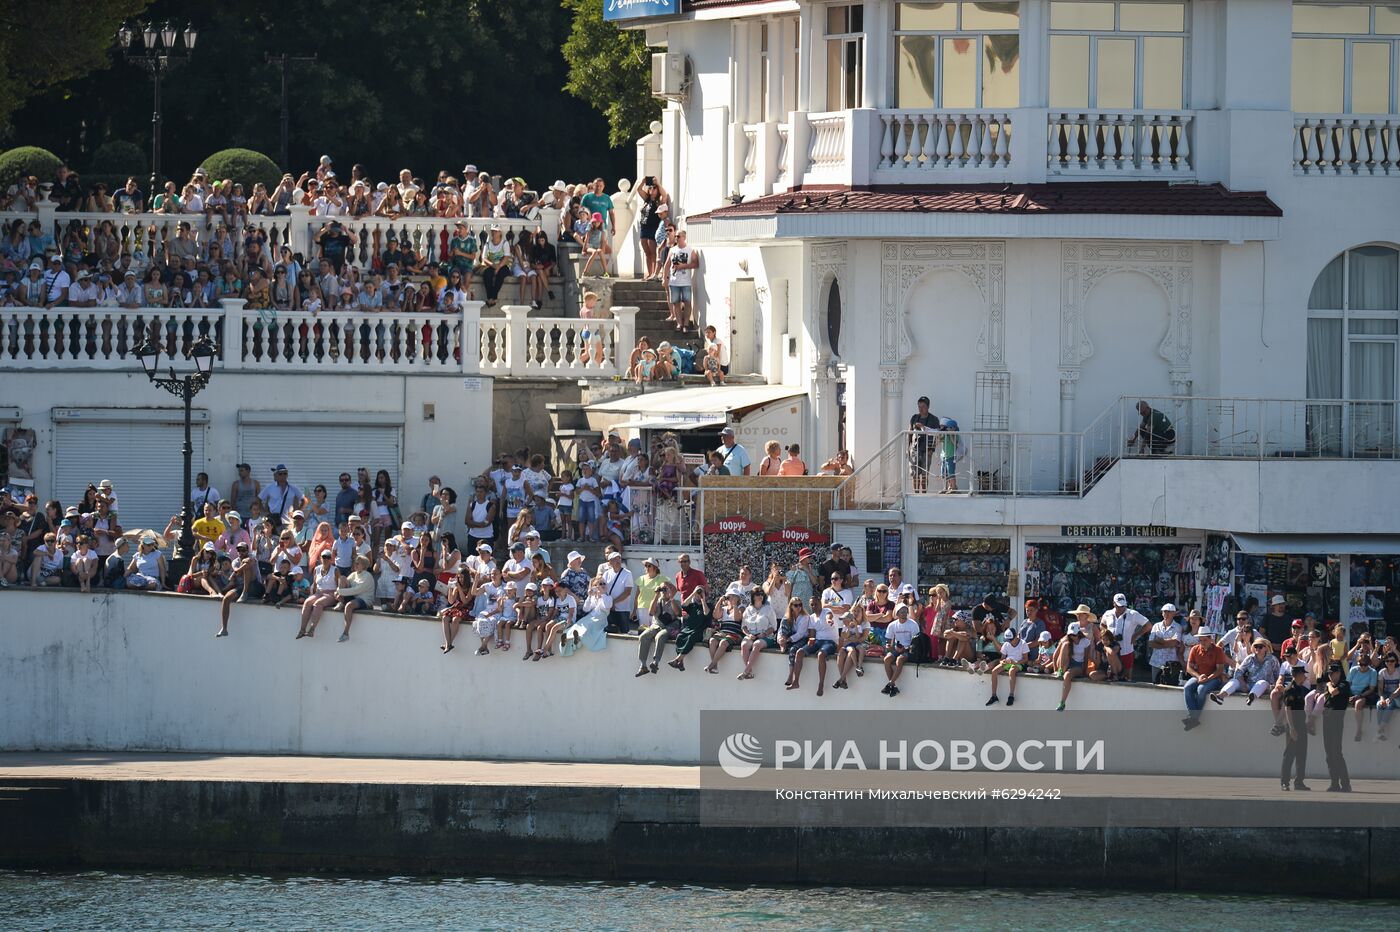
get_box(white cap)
[1038,631,1052,641]
[1067,622,1083,635]
[1161,603,1178,613]
[1113,593,1128,607]
[541,578,556,587]
[525,582,538,591]
[291,510,305,518]
[476,543,493,553]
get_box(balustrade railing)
[477,305,637,379]
[1293,115,1400,176]
[238,308,464,372]
[0,305,223,369]
[806,111,849,178]
[774,123,792,186]
[1048,111,1194,175]
[877,110,1012,172]
[740,124,760,185]
[0,206,560,278]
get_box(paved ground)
[2,752,1397,801]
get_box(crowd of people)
[0,160,691,315]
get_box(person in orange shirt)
[1182,627,1231,730]
[778,444,808,476]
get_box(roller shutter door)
[52,412,207,532]
[237,421,402,501]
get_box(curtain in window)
[1307,318,1343,454]
[1348,246,1399,311]
[1307,253,1344,310]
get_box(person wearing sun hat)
[1053,605,1099,710]
[1182,625,1230,730]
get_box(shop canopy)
[1231,533,1400,555]
[587,385,806,432]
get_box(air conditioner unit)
[650,52,692,100]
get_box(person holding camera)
[1148,604,1186,686]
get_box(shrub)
[85,140,149,194]
[199,148,281,193]
[0,146,63,187]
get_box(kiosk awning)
[587,384,806,419]
[621,415,727,432]
[1231,534,1400,555]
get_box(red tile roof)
[689,182,1282,222]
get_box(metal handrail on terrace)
[836,395,1399,511]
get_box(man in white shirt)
[1101,593,1149,682]
[1148,604,1185,685]
[67,270,100,307]
[881,605,922,698]
[396,168,419,205]
[986,626,1030,706]
[190,472,221,512]
[314,179,348,217]
[43,255,71,308]
[602,550,635,633]
[259,464,305,521]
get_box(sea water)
[2,871,1396,930]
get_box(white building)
[615,0,1400,628]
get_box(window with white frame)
[1292,3,1400,114]
[825,3,865,111]
[894,2,1021,109]
[1048,1,1188,110]
[1307,245,1399,453]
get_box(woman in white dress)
[561,575,611,656]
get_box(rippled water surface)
[2,871,1397,930]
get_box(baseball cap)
[720,427,735,436]
[476,543,493,553]
[1291,619,1304,629]
[1038,631,1052,641]
[401,521,413,530]
[511,541,525,551]
[642,556,659,567]
[608,550,623,561]
[273,463,288,473]
[541,578,556,587]
[202,542,214,552]
[1067,622,1082,635]
[291,510,305,518]
[1161,603,1177,613]
[917,395,930,404]
[1113,593,1128,607]
[525,582,538,591]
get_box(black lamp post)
[118,21,199,199]
[134,335,217,579]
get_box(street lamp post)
[118,21,199,199]
[133,335,217,580]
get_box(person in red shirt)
[675,552,707,601]
[1182,627,1231,730]
[1280,619,1307,656]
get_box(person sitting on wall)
[1129,400,1176,455]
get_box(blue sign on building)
[603,0,681,22]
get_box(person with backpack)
[986,626,1031,707]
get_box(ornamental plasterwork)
[1059,241,1195,371]
[879,240,1006,369]
[810,241,848,362]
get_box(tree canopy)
[561,0,663,148]
[2,0,633,187]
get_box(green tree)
[0,0,149,131]
[561,0,662,147]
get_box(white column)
[636,120,663,189]
[460,301,483,375]
[1059,369,1078,486]
[287,204,312,258]
[881,365,904,451]
[611,305,640,378]
[503,305,530,376]
[219,298,247,371]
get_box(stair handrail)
[833,429,912,514]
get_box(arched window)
[826,278,843,357]
[1306,244,1398,455]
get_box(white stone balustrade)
[477,305,638,379]
[1293,115,1400,176]
[805,111,851,180]
[0,303,227,370]
[1047,111,1194,176]
[774,123,791,187]
[876,110,1013,173]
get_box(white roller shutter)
[52,410,207,532]
[238,418,402,500]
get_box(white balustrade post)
[789,111,812,185]
[36,200,58,238]
[287,204,312,259]
[611,305,639,377]
[460,300,482,375]
[219,298,247,371]
[503,305,530,377]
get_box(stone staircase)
[609,278,689,352]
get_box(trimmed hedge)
[0,146,63,187]
[199,148,280,192]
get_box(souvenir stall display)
[1024,542,1200,617]
[915,537,1010,607]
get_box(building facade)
[617,0,1400,628]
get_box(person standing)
[715,426,751,476]
[1320,662,1353,792]
[1102,593,1150,682]
[1262,594,1292,651]
[602,550,635,634]
[908,396,940,494]
[662,228,700,332]
[230,463,261,517]
[1148,604,1186,685]
[1278,648,1311,791]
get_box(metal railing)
[836,395,1400,510]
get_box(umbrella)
[121,528,172,549]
